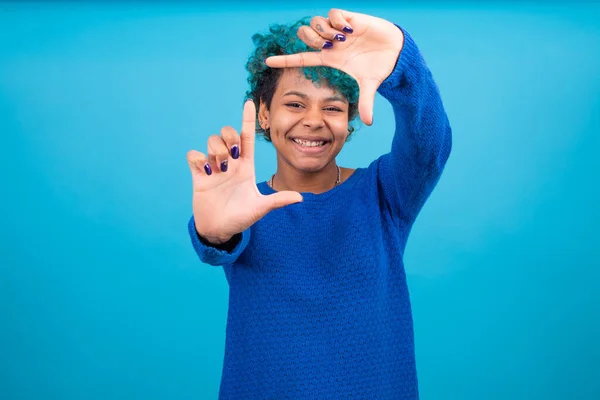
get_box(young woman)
[186,8,452,399]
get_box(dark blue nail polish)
[343,26,353,34]
[334,33,346,42]
[323,41,333,49]
[203,163,212,175]
[231,145,239,159]
[220,160,228,172]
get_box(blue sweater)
[188,27,452,399]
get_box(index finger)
[240,100,256,160]
[265,52,323,69]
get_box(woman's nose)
[302,107,325,129]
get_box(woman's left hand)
[265,9,404,126]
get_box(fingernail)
[334,34,346,42]
[231,145,239,159]
[220,160,228,172]
[323,41,333,49]
[203,163,212,175]
[342,26,353,34]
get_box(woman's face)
[259,68,350,174]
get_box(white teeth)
[293,138,325,147]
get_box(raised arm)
[376,27,452,225]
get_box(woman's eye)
[285,103,342,112]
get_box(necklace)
[268,165,341,190]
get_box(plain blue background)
[1,1,599,399]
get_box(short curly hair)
[244,17,360,142]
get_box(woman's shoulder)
[339,167,356,183]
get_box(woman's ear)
[258,101,270,130]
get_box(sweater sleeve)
[375,26,452,226]
[187,215,251,266]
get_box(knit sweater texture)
[188,26,452,399]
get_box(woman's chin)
[290,159,332,174]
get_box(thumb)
[357,78,380,126]
[257,191,303,215]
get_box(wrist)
[197,231,233,245]
[197,231,242,253]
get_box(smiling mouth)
[291,138,329,147]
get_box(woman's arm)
[376,26,452,226]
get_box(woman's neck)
[271,160,340,194]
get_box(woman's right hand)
[186,100,303,245]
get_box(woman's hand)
[187,101,303,245]
[265,9,404,126]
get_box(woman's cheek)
[274,115,299,136]
[330,120,350,140]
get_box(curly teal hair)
[244,17,360,141]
